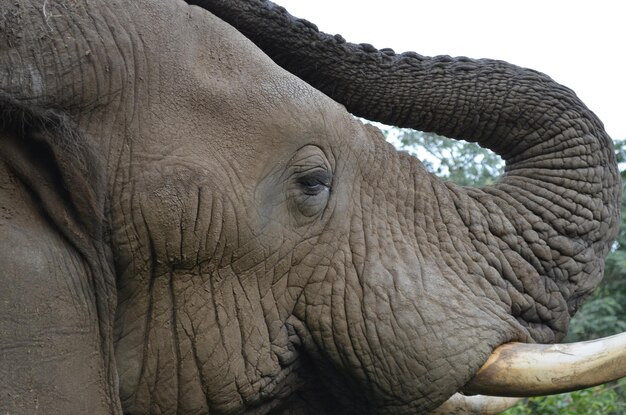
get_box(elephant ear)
[0,95,120,413]
[0,94,107,243]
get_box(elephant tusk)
[429,394,521,415]
[463,331,626,397]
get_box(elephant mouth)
[433,331,626,413]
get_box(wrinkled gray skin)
[0,1,620,414]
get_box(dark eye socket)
[297,171,331,196]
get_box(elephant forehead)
[127,1,347,157]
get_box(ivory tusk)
[463,331,626,397]
[429,394,521,415]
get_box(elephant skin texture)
[0,1,620,414]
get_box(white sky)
[275,0,625,140]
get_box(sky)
[274,0,625,140]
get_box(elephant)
[0,0,624,414]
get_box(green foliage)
[502,380,626,415]
[386,128,626,414]
[566,249,626,342]
[566,294,626,341]
[396,129,503,187]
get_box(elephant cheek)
[293,246,525,411]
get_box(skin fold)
[0,1,620,414]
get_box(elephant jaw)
[463,331,626,397]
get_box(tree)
[395,129,503,187]
[384,127,626,414]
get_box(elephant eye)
[292,169,331,218]
[284,145,333,222]
[297,171,331,196]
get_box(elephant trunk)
[193,0,620,336]
[191,0,623,403]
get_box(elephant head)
[0,1,623,414]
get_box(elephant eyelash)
[296,171,332,195]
